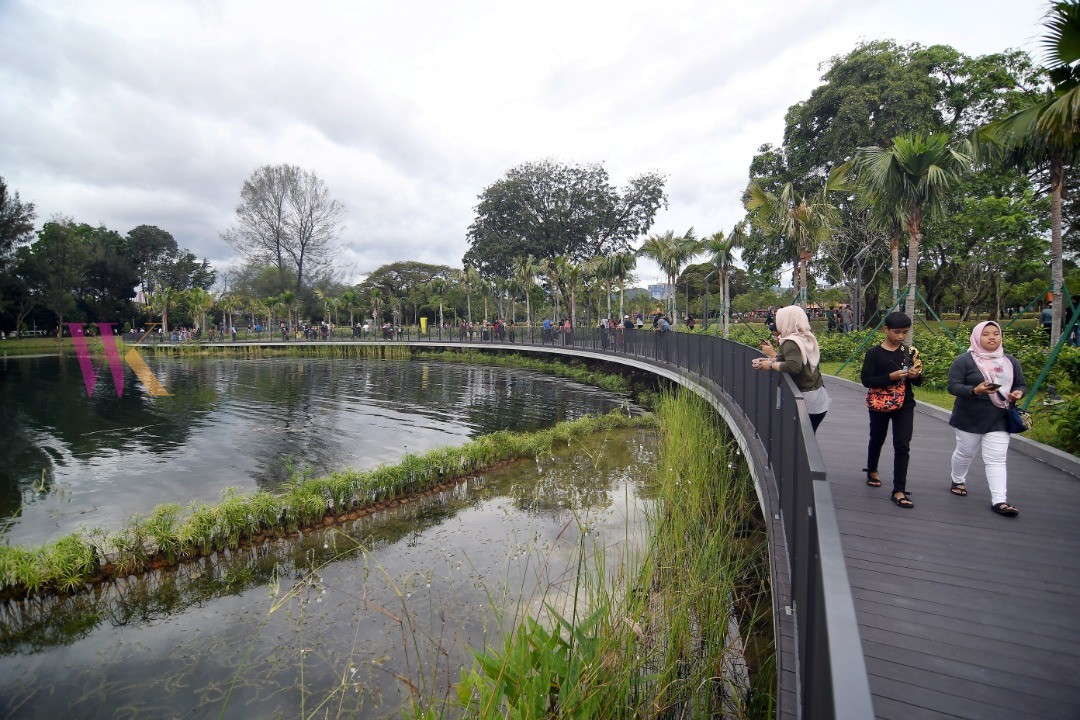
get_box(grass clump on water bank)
[0,411,655,602]
[453,389,774,719]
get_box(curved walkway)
[817,376,1080,720]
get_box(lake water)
[0,355,634,545]
[0,352,655,718]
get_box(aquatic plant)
[453,389,774,719]
[0,411,655,601]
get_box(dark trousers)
[866,401,914,492]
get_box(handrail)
[196,325,876,718]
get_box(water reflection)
[0,356,633,545]
[0,428,657,720]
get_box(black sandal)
[863,468,882,488]
[991,502,1019,517]
[950,483,967,496]
[892,491,913,508]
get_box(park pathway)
[815,376,1080,720]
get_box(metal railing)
[197,324,874,718]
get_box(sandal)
[991,502,1019,517]
[950,483,967,497]
[892,491,913,508]
[863,468,882,488]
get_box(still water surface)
[0,419,656,718]
[0,355,633,545]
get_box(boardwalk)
[816,376,1080,720]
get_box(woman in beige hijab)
[751,305,830,431]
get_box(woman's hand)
[1008,389,1023,401]
[758,340,776,358]
[752,357,772,371]
[889,369,911,381]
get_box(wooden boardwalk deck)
[816,376,1080,720]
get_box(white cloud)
[0,0,1047,288]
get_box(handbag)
[1005,404,1033,433]
[866,382,905,413]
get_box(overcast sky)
[0,0,1048,288]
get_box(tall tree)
[464,160,667,278]
[853,134,971,324]
[0,177,36,272]
[511,255,540,327]
[223,164,344,293]
[705,223,746,338]
[77,224,139,322]
[30,217,89,336]
[639,229,699,321]
[744,169,846,308]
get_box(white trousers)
[951,429,1011,505]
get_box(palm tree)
[512,255,540,328]
[368,287,383,323]
[149,286,178,335]
[185,287,214,336]
[610,251,637,321]
[853,134,971,323]
[705,223,746,338]
[744,169,846,309]
[540,258,563,322]
[459,265,479,324]
[339,290,359,327]
[975,2,1080,346]
[551,255,583,328]
[639,228,699,321]
[424,279,448,329]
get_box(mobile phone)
[985,383,1001,390]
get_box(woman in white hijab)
[751,305,831,431]
[947,320,1026,516]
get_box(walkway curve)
[184,331,1080,718]
[186,332,874,719]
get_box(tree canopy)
[463,160,667,278]
[222,164,345,294]
[0,176,36,272]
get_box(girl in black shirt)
[861,312,923,508]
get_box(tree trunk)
[890,227,901,306]
[904,205,922,342]
[1050,155,1064,348]
[723,272,731,339]
[799,252,809,308]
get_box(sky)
[0,0,1050,289]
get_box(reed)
[454,389,774,719]
[0,411,655,601]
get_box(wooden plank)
[815,376,1080,719]
[865,658,1079,720]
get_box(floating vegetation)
[0,411,655,602]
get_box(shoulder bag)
[1005,403,1033,433]
[866,382,905,413]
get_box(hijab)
[775,305,820,370]
[969,320,1013,409]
